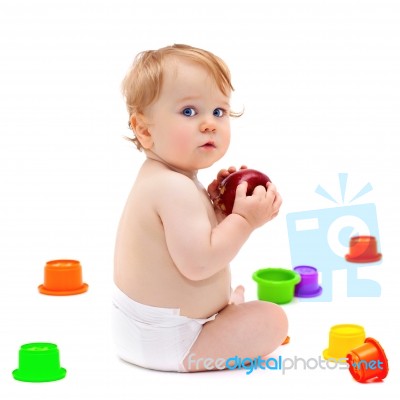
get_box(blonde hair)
[121,44,240,150]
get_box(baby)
[112,44,288,373]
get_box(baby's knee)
[256,301,288,338]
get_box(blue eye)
[213,108,224,117]
[182,107,196,117]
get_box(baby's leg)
[182,300,288,372]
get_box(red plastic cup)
[345,236,382,263]
[38,260,88,296]
[347,337,389,383]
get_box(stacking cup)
[323,324,366,362]
[347,338,389,383]
[12,343,67,382]
[38,259,88,296]
[345,236,382,263]
[294,266,322,298]
[252,268,301,304]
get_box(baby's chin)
[198,149,228,168]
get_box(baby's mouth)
[201,141,216,149]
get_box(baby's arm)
[156,172,280,281]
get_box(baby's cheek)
[174,129,192,151]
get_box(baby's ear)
[130,114,153,149]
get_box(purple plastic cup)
[294,266,322,298]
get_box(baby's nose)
[200,120,216,133]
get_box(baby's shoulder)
[155,169,197,191]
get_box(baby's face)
[143,58,231,173]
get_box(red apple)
[214,169,271,215]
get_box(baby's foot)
[229,285,245,305]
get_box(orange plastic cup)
[345,236,382,263]
[347,337,389,383]
[38,260,88,296]
[281,336,290,345]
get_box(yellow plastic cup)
[323,324,366,362]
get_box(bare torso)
[114,160,231,318]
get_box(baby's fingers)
[235,181,248,200]
[252,184,267,197]
[266,182,277,198]
[216,168,231,181]
[272,192,282,216]
[267,184,282,219]
[273,191,282,207]
[207,179,219,199]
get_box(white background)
[0,0,399,398]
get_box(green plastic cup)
[252,268,301,304]
[12,343,67,383]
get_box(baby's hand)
[207,165,247,202]
[232,181,282,229]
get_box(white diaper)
[112,285,217,372]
